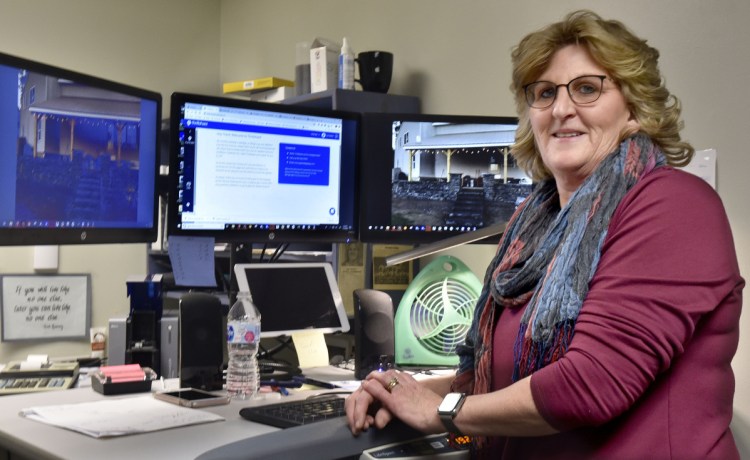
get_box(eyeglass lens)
[524,75,605,108]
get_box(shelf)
[282,88,420,113]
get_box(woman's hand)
[345,370,445,435]
[345,375,382,435]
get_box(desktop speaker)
[178,292,225,390]
[353,289,395,380]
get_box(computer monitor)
[0,52,161,245]
[167,92,359,244]
[358,112,530,245]
[233,262,350,338]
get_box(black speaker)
[178,292,225,390]
[354,289,395,380]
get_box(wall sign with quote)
[1,275,91,341]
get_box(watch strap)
[439,412,463,435]
[438,393,466,435]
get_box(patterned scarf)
[452,134,665,453]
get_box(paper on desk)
[19,395,224,438]
[167,235,217,287]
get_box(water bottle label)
[227,321,260,344]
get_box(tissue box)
[310,38,340,93]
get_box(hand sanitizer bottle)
[338,37,354,90]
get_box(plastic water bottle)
[226,291,261,399]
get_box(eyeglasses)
[523,75,607,109]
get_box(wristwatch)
[437,392,467,434]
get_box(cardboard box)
[310,38,340,93]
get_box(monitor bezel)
[233,262,350,338]
[167,92,360,244]
[0,51,162,246]
[358,111,526,245]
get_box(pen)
[260,379,303,388]
[272,386,289,396]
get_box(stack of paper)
[20,395,224,438]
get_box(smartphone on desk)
[154,388,230,408]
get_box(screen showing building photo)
[0,67,157,230]
[388,119,531,235]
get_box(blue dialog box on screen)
[278,144,330,186]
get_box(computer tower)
[125,310,160,374]
[107,317,128,366]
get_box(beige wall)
[0,0,221,359]
[1,0,749,453]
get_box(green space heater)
[395,256,482,367]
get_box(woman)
[346,10,744,459]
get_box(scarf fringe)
[513,321,575,380]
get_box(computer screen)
[358,112,531,244]
[0,52,161,246]
[167,92,359,244]
[233,262,350,337]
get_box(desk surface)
[0,366,358,460]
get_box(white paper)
[19,361,42,371]
[20,395,224,438]
[26,354,49,363]
[167,235,217,287]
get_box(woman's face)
[529,44,640,193]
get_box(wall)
[0,0,221,361]
[219,0,750,453]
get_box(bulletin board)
[1,274,91,341]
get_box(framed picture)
[1,274,91,341]
[372,244,414,291]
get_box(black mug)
[356,51,393,93]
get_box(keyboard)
[239,394,346,428]
[0,375,77,394]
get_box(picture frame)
[0,274,91,341]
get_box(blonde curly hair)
[511,10,694,181]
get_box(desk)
[0,385,282,460]
[0,367,363,460]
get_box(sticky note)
[291,330,329,368]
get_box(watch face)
[439,393,464,412]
